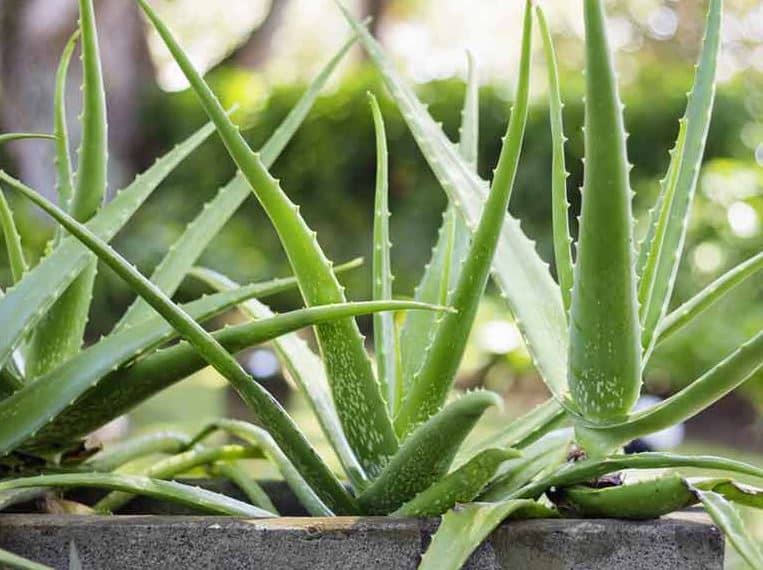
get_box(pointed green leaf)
[639,0,723,355]
[394,1,533,437]
[0,473,271,517]
[0,547,51,570]
[693,478,763,510]
[85,431,192,472]
[0,190,28,282]
[339,2,569,403]
[54,30,80,213]
[358,391,503,514]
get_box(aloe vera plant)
[1,0,762,568]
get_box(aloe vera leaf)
[115,35,358,332]
[358,391,504,514]
[0,547,51,570]
[85,431,192,472]
[568,0,641,425]
[656,251,763,346]
[695,489,763,569]
[137,0,399,478]
[418,499,550,570]
[558,474,696,519]
[368,93,398,412]
[398,53,477,401]
[0,190,28,282]
[189,266,368,490]
[537,6,573,313]
[0,488,50,512]
[393,448,517,517]
[0,134,56,145]
[639,0,722,355]
[194,419,332,516]
[0,473,271,517]
[576,329,763,451]
[54,31,80,213]
[692,478,763,509]
[213,461,279,513]
[0,121,215,371]
[94,444,265,514]
[394,1,533,437]
[339,3,569,403]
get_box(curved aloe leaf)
[94,444,264,513]
[656,251,763,346]
[0,473,271,517]
[85,431,192,472]
[0,125,216,372]
[115,33,358,331]
[0,488,50,512]
[193,419,332,516]
[693,478,763,509]
[339,2,569,404]
[0,547,50,570]
[0,133,56,145]
[0,190,28,282]
[418,499,554,570]
[695,489,763,569]
[54,30,80,213]
[213,461,278,513]
[639,0,722,355]
[569,0,641,425]
[358,391,504,514]
[190,266,368,490]
[537,6,573,313]
[394,2,533,437]
[137,0,398,478]
[393,448,516,517]
[368,93,398,412]
[576,328,763,451]
[0,173,367,515]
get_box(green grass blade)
[695,490,763,569]
[213,461,279,513]
[418,499,549,570]
[0,473,271,517]
[537,6,573,313]
[639,0,722,355]
[85,431,192,472]
[0,121,215,370]
[1,172,356,514]
[393,448,517,517]
[656,251,763,346]
[569,0,641,424]
[54,31,80,213]
[137,0,398,478]
[358,391,504,514]
[0,547,51,570]
[394,1,533,436]
[194,419,332,516]
[0,190,28,282]
[94,444,265,514]
[190,265,369,490]
[368,93,398,412]
[115,34,358,331]
[339,2,569,403]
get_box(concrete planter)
[0,480,724,569]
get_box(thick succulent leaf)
[358,391,504,514]
[0,190,28,282]
[692,478,763,510]
[54,30,80,213]
[418,499,553,570]
[0,123,216,371]
[116,33,358,331]
[0,473,271,517]
[537,6,573,313]
[569,0,641,424]
[368,93,398,412]
[190,266,368,490]
[193,419,332,516]
[0,547,51,570]
[213,461,279,513]
[656,251,763,346]
[393,448,517,517]
[138,0,398,478]
[0,488,50,512]
[0,133,56,145]
[695,489,763,569]
[0,176,359,516]
[394,2,533,437]
[94,444,265,513]
[639,0,722,355]
[85,431,192,472]
[576,328,763,451]
[339,3,569,403]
